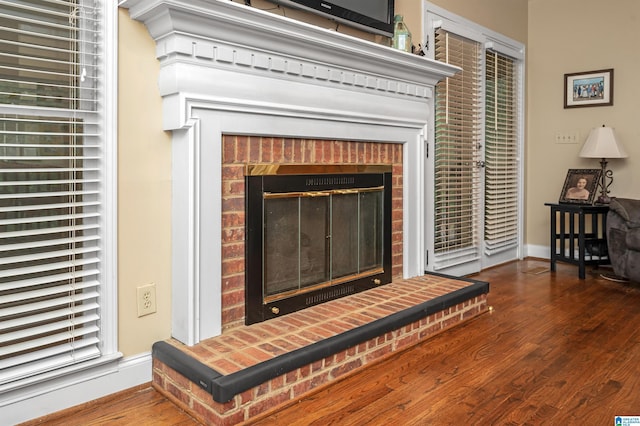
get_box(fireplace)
[120,1,478,423]
[121,0,458,344]
[245,165,392,324]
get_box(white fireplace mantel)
[119,0,458,345]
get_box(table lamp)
[579,125,628,204]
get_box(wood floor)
[25,259,640,425]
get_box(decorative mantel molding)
[120,0,456,88]
[119,0,458,345]
[120,0,458,130]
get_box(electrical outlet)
[137,284,157,317]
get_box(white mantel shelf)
[119,0,459,345]
[120,0,457,89]
[120,0,458,130]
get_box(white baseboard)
[2,352,152,425]
[525,244,550,260]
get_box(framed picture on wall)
[564,69,614,108]
[559,169,601,204]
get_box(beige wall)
[527,0,640,248]
[396,0,527,46]
[117,9,172,356]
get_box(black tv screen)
[267,0,394,37]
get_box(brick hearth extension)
[152,274,489,425]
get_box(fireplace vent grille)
[306,285,355,305]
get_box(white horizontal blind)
[433,28,482,268]
[0,0,102,386]
[485,50,518,255]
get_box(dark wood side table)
[545,203,610,279]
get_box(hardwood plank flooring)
[250,259,640,425]
[23,259,640,425]
[20,385,200,426]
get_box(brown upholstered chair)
[607,198,640,283]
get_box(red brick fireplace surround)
[119,0,477,423]
[220,135,405,329]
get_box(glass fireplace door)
[263,193,330,298]
[263,188,384,302]
[244,167,392,325]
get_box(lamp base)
[596,158,613,204]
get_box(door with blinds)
[483,49,520,268]
[426,7,523,276]
[432,29,483,276]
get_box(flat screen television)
[266,0,395,38]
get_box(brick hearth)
[152,274,489,425]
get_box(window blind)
[433,28,482,268]
[0,0,102,386]
[485,50,518,255]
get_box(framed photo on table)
[559,169,601,204]
[564,69,613,108]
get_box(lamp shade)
[579,125,628,159]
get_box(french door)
[424,4,524,277]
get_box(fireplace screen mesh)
[263,189,383,299]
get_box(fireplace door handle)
[264,191,330,199]
[303,191,331,198]
[334,189,359,195]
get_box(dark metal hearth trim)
[153,274,489,403]
[152,341,221,394]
